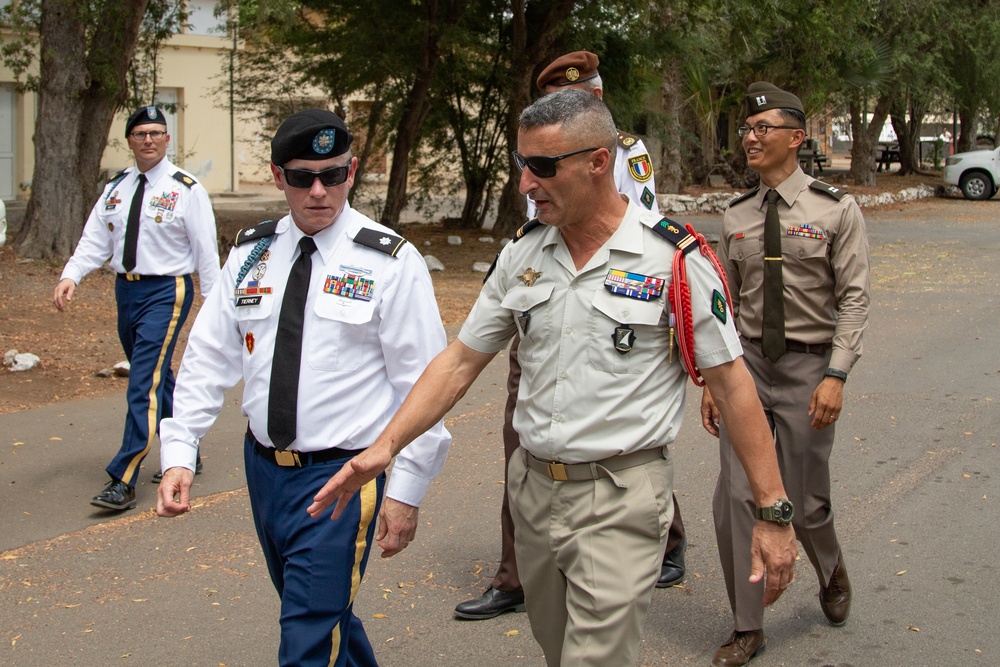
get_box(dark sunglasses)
[511,147,600,178]
[278,165,350,189]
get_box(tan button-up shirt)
[460,200,741,463]
[719,168,870,373]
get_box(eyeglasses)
[737,124,800,139]
[129,131,166,141]
[278,165,350,189]
[511,147,600,178]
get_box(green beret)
[270,109,354,166]
[125,106,167,137]
[746,82,803,115]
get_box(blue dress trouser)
[107,274,193,487]
[245,435,383,667]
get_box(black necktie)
[267,236,318,450]
[762,189,786,362]
[122,174,146,272]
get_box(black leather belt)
[248,428,358,467]
[743,336,831,355]
[526,446,667,481]
[117,273,172,281]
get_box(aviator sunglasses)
[511,147,600,178]
[278,165,350,189]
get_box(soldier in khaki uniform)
[701,82,870,667]
[456,50,687,622]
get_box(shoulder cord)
[667,223,733,387]
[234,236,274,292]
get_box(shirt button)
[560,371,568,379]
[622,310,630,319]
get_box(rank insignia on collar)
[613,325,636,354]
[245,332,255,354]
[518,312,531,335]
[605,269,664,300]
[519,267,542,287]
[711,289,728,324]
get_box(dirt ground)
[0,172,941,415]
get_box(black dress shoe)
[454,587,525,620]
[712,629,765,666]
[90,479,136,511]
[820,554,852,626]
[153,459,203,483]
[656,536,686,588]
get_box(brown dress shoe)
[712,629,765,666]
[820,555,852,626]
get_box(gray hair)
[519,89,617,153]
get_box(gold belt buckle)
[274,450,301,467]
[547,462,568,481]
[126,273,140,281]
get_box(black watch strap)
[824,368,848,382]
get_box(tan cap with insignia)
[746,81,804,115]
[537,51,600,90]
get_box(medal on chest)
[324,265,376,302]
[147,189,180,222]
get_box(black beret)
[746,82,804,115]
[270,109,354,166]
[537,51,600,90]
[125,106,168,137]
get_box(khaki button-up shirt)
[719,168,870,373]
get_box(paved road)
[2,197,997,666]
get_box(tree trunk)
[657,58,684,194]
[380,0,464,229]
[848,93,892,187]
[492,0,578,239]
[957,105,977,153]
[18,0,150,260]
[890,97,926,176]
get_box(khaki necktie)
[267,236,317,450]
[762,189,786,362]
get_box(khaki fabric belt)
[526,446,667,482]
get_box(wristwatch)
[755,498,794,526]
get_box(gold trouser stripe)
[122,276,186,483]
[327,477,378,667]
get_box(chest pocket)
[781,236,831,286]
[235,297,274,370]
[588,289,667,374]
[308,290,377,372]
[500,284,554,364]
[729,236,762,289]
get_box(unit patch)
[604,269,664,301]
[324,266,375,301]
[627,154,653,182]
[245,332,255,354]
[613,325,636,354]
[640,186,655,210]
[711,289,728,324]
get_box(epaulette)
[172,171,197,188]
[235,220,279,247]
[106,169,129,190]
[728,186,760,208]
[483,218,544,284]
[354,227,407,257]
[809,180,846,201]
[650,217,698,255]
[617,129,640,149]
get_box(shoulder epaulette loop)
[809,180,846,201]
[650,217,698,255]
[172,171,197,188]
[617,130,639,149]
[235,219,279,247]
[728,186,759,208]
[354,227,407,257]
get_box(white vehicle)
[0,199,6,247]
[944,146,999,200]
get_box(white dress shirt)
[60,157,220,296]
[160,204,451,506]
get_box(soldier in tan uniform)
[456,50,687,622]
[702,82,870,666]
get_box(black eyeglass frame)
[278,165,350,189]
[129,131,167,142]
[511,147,601,178]
[736,124,802,139]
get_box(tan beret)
[746,81,804,115]
[537,51,600,90]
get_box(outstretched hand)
[307,446,393,520]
